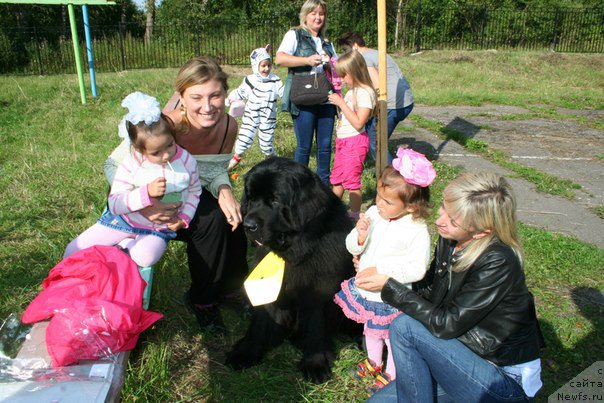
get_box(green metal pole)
[68,3,87,104]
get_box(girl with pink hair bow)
[334,147,436,394]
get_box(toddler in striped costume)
[64,92,201,267]
[227,45,284,170]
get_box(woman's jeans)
[368,315,531,403]
[366,103,414,163]
[291,103,336,184]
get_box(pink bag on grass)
[21,245,163,366]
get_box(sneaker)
[368,372,392,395]
[350,358,382,380]
[228,154,241,171]
[182,291,227,334]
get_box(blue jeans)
[366,104,414,163]
[291,104,336,184]
[368,315,531,403]
[97,208,175,241]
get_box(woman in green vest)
[275,0,337,184]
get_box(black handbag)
[290,72,332,106]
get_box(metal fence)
[403,6,604,52]
[1,6,602,76]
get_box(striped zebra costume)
[228,46,284,157]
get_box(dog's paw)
[299,352,334,383]
[225,345,262,370]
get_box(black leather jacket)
[382,236,544,366]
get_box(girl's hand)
[217,185,242,231]
[328,93,344,108]
[356,213,370,245]
[139,198,181,224]
[147,177,167,198]
[356,268,389,292]
[167,219,185,232]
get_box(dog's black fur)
[225,157,355,383]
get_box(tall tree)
[395,0,409,49]
[145,0,154,43]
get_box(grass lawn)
[0,50,602,401]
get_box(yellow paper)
[244,252,285,306]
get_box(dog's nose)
[243,218,258,233]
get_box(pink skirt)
[334,277,402,339]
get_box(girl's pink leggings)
[64,223,167,267]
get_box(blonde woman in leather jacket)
[359,172,545,402]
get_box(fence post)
[33,27,44,75]
[550,8,560,51]
[415,0,422,52]
[118,22,126,70]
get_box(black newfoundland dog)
[226,157,356,383]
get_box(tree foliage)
[0,0,142,30]
[1,0,599,31]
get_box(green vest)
[281,28,336,116]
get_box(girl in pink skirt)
[334,148,435,393]
[327,51,376,220]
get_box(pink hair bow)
[392,147,436,187]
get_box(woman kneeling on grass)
[103,57,249,334]
[357,172,545,402]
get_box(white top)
[104,139,232,199]
[346,206,430,302]
[108,145,201,230]
[277,29,337,74]
[336,86,375,139]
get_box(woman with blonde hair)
[357,172,545,401]
[275,0,337,184]
[104,56,249,334]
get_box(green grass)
[1,51,602,402]
[592,206,604,219]
[399,50,604,109]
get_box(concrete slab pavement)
[390,108,604,249]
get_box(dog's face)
[241,158,332,252]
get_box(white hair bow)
[117,91,162,140]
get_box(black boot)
[183,291,226,334]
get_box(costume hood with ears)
[250,44,272,81]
